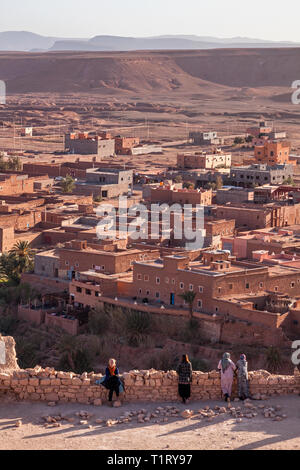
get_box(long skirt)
[238,375,249,398]
[178,383,191,400]
[220,374,234,396]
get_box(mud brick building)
[74,168,133,198]
[247,120,273,138]
[57,240,159,280]
[115,136,140,155]
[0,173,36,195]
[212,201,300,230]
[149,186,212,206]
[131,250,300,312]
[65,248,300,347]
[222,228,300,259]
[64,133,115,157]
[204,218,235,238]
[69,270,133,306]
[254,140,294,166]
[23,162,86,179]
[29,240,159,282]
[189,131,223,146]
[229,164,293,188]
[177,150,231,170]
[215,187,254,204]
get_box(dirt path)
[0,396,300,450]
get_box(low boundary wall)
[0,336,299,405]
[0,366,299,405]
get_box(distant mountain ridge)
[0,31,300,52]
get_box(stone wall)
[0,336,299,405]
[0,366,299,405]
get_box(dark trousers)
[108,385,119,401]
[178,384,191,401]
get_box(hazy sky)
[1,0,299,41]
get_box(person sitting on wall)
[95,358,124,405]
[177,354,193,404]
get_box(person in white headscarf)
[217,352,236,402]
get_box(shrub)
[88,308,109,335]
[190,357,211,372]
[125,310,152,347]
[58,346,93,374]
[146,351,177,371]
[15,336,40,369]
[179,318,205,344]
[0,315,18,335]
[265,346,282,373]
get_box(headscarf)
[238,354,248,376]
[108,358,116,376]
[221,352,231,373]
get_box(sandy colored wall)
[0,366,299,405]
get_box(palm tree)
[179,291,196,318]
[10,240,32,259]
[9,241,33,274]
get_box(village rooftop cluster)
[0,121,300,353]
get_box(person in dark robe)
[177,354,193,404]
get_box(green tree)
[93,194,102,203]
[179,291,196,318]
[60,175,75,193]
[234,137,244,145]
[0,155,22,171]
[173,175,182,183]
[9,241,33,273]
[183,182,195,190]
[282,176,294,186]
[0,283,40,313]
[0,252,22,283]
[7,156,22,171]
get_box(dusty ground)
[0,395,300,450]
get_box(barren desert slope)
[0,48,300,93]
[2,48,300,154]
